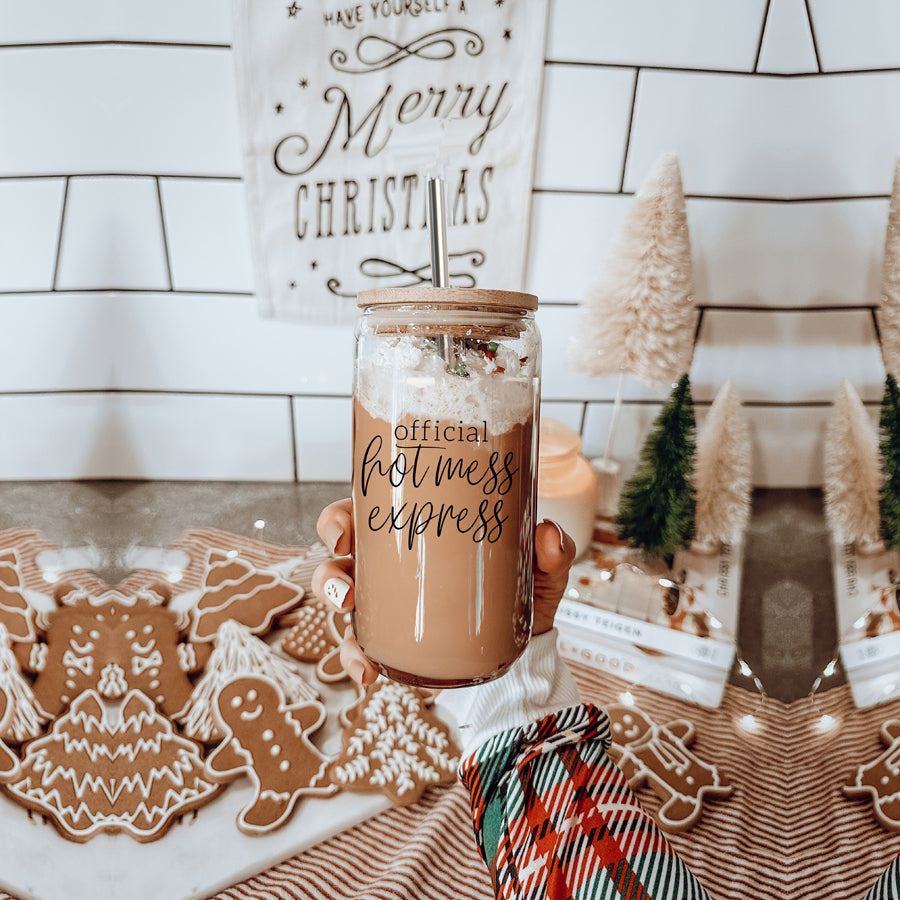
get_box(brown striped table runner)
[208,664,900,900]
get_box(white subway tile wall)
[0,2,890,485]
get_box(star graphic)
[275,102,284,114]
[502,28,512,41]
[310,260,319,270]
[289,281,297,289]
[287,2,301,16]
[298,77,309,89]
[495,0,504,5]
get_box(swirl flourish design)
[330,28,484,74]
[326,250,485,297]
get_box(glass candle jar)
[537,419,599,561]
[352,286,541,688]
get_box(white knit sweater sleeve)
[436,629,581,757]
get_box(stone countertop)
[0,481,835,703]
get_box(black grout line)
[0,173,243,183]
[50,177,70,291]
[753,0,774,73]
[618,69,640,193]
[545,57,900,79]
[288,397,300,483]
[155,177,174,292]
[0,288,256,297]
[0,40,231,51]
[693,307,706,344]
[872,306,883,345]
[803,0,823,74]
[533,187,891,204]
[699,303,878,313]
[0,387,859,413]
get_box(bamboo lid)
[357,285,538,311]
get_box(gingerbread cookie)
[0,688,20,776]
[0,623,47,742]
[26,586,196,720]
[844,719,900,830]
[326,680,459,806]
[190,551,303,642]
[606,703,732,832]
[177,619,318,744]
[2,689,219,843]
[0,550,34,642]
[281,601,348,684]
[206,674,334,834]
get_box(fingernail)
[323,521,343,554]
[324,577,351,609]
[347,659,367,685]
[542,518,567,552]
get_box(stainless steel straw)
[427,176,455,369]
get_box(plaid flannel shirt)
[459,702,712,900]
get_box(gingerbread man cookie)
[206,675,335,834]
[281,601,348,684]
[606,703,732,832]
[844,719,900,830]
[327,680,459,807]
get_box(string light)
[738,714,759,732]
[619,691,635,707]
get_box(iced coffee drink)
[352,287,541,687]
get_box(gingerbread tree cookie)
[281,600,348,684]
[3,689,219,843]
[606,703,732,832]
[844,719,900,830]
[327,680,459,806]
[0,688,21,777]
[176,619,318,743]
[0,623,47,742]
[206,674,334,834]
[190,550,303,641]
[0,550,34,642]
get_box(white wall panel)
[0,294,112,391]
[0,394,113,479]
[0,0,231,45]
[109,293,355,395]
[690,198,887,308]
[809,0,900,71]
[0,46,241,177]
[534,66,636,192]
[691,309,883,404]
[55,177,169,291]
[0,179,65,292]
[547,0,767,71]
[293,396,352,482]
[627,71,900,200]
[625,71,795,199]
[106,393,295,480]
[160,178,254,293]
[526,193,632,303]
[756,0,819,74]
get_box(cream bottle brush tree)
[877,157,900,377]
[823,380,881,551]
[569,152,698,466]
[692,380,753,552]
